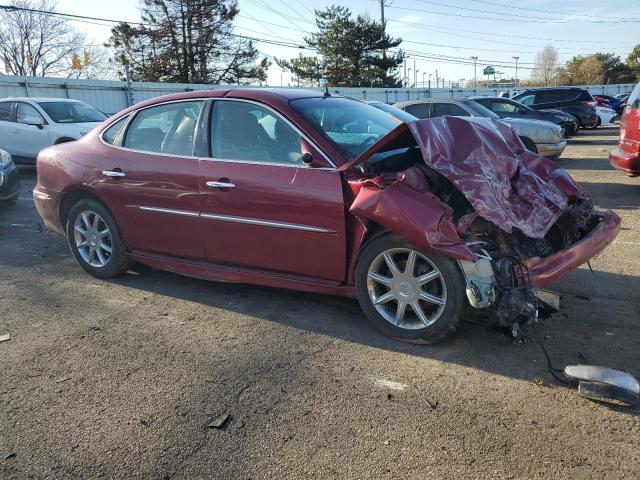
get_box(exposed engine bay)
[344,116,617,336]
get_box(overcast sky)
[56,0,640,86]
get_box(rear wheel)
[65,199,131,278]
[355,234,467,344]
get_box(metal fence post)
[124,64,134,107]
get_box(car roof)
[395,98,470,107]
[0,97,83,103]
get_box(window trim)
[207,98,336,169]
[99,98,206,158]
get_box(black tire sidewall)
[355,234,467,344]
[65,199,129,278]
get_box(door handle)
[206,180,235,189]
[102,170,126,177]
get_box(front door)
[199,99,346,282]
[97,100,205,260]
[13,101,52,162]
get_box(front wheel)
[65,199,131,278]
[355,234,467,344]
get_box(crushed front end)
[343,116,621,336]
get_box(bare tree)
[0,0,109,78]
[532,45,559,86]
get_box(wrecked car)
[33,90,620,344]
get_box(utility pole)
[403,58,407,87]
[435,69,439,89]
[413,59,416,87]
[422,72,426,87]
[512,56,519,87]
[470,56,478,88]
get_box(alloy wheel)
[73,210,113,268]
[366,248,447,330]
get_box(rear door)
[198,99,346,281]
[97,100,204,260]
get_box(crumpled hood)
[341,117,583,239]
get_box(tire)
[65,199,131,278]
[355,234,467,344]
[519,137,538,154]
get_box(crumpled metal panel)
[348,167,476,261]
[403,117,583,238]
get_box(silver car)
[394,98,567,159]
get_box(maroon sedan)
[34,89,620,343]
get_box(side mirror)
[301,152,314,166]
[23,116,44,128]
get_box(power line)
[388,3,640,24]
[467,0,640,21]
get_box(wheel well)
[55,137,76,145]
[59,190,105,229]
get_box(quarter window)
[210,100,303,165]
[0,102,12,122]
[517,94,535,106]
[124,101,203,155]
[16,102,45,124]
[102,115,129,145]
[491,101,519,113]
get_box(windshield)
[464,100,500,119]
[627,81,640,109]
[290,97,402,159]
[369,102,418,123]
[38,101,107,124]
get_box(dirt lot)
[1,126,639,479]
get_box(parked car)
[472,96,579,137]
[610,81,640,174]
[593,94,625,114]
[512,87,599,129]
[394,98,566,158]
[0,97,107,164]
[0,148,20,206]
[364,100,418,122]
[33,89,620,343]
[594,105,619,127]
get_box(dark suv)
[512,87,598,129]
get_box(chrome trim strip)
[200,212,334,233]
[129,205,334,234]
[205,181,235,188]
[135,206,200,218]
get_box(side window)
[0,102,13,122]
[124,101,203,155]
[534,90,565,104]
[102,115,129,145]
[16,102,45,124]
[432,103,470,117]
[211,100,302,165]
[404,103,430,119]
[491,101,518,113]
[518,94,535,106]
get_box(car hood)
[498,117,562,138]
[54,122,103,137]
[341,117,582,239]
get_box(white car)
[594,106,618,127]
[0,97,107,164]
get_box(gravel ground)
[1,126,639,479]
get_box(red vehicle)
[34,89,620,343]
[610,82,640,174]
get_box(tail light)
[581,100,597,107]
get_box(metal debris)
[208,414,230,429]
[565,365,640,407]
[0,334,9,343]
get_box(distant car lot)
[1,126,639,479]
[0,97,107,164]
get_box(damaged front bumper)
[525,211,620,289]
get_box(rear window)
[627,82,640,109]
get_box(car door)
[199,99,347,282]
[12,101,52,161]
[0,101,15,154]
[97,100,205,260]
